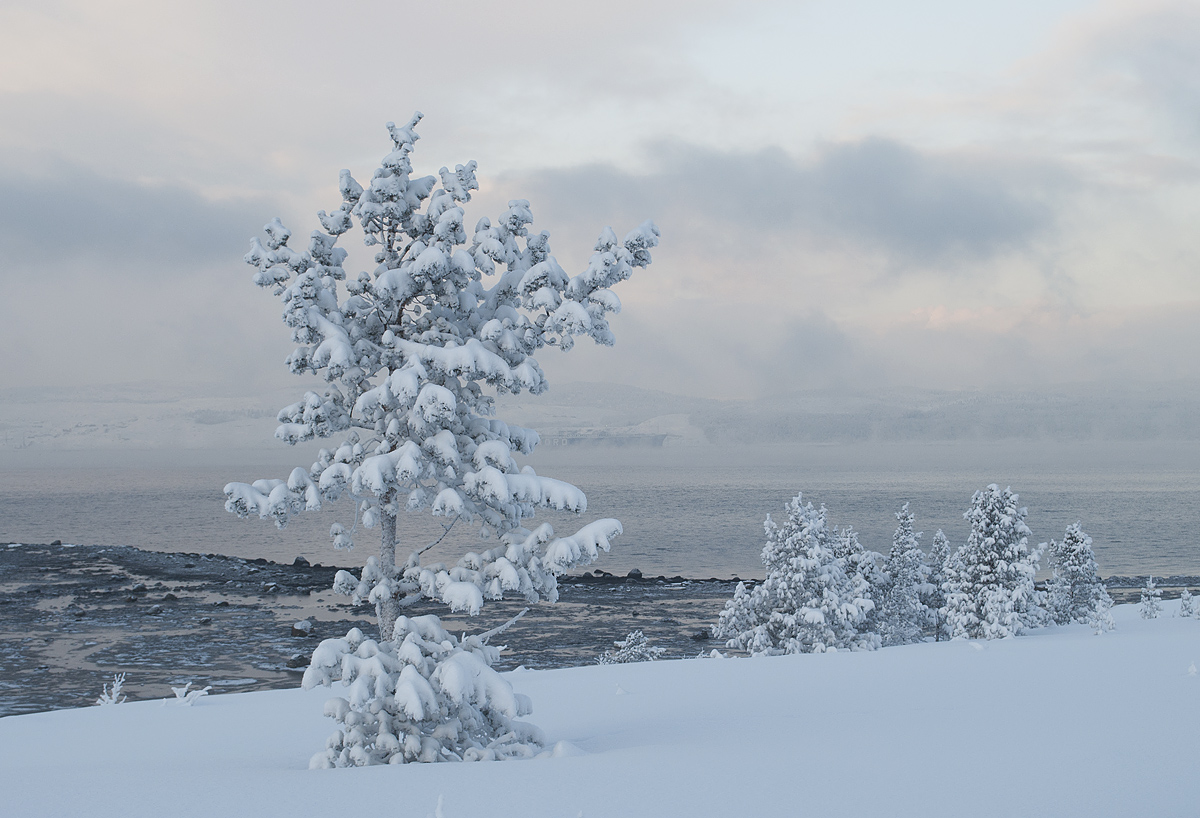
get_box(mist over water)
[1,441,1196,579]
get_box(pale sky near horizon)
[2,0,1198,403]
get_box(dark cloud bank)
[0,168,273,276]
[508,137,1061,267]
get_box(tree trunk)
[376,494,400,641]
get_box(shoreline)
[0,541,738,717]
[3,540,1195,717]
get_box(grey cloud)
[0,168,275,277]
[509,138,1060,267]
[801,140,1055,262]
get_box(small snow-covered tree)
[1045,523,1113,627]
[712,493,878,655]
[305,614,541,767]
[1179,587,1194,618]
[832,525,887,640]
[879,503,930,647]
[597,630,665,664]
[222,115,658,765]
[1140,576,1162,619]
[924,529,951,641]
[95,673,126,706]
[943,485,1044,639]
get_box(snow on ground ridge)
[1,600,1198,817]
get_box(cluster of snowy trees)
[714,485,1116,654]
[223,115,657,766]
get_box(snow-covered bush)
[943,485,1045,640]
[1140,576,1162,620]
[924,529,952,641]
[171,682,212,706]
[597,630,665,664]
[304,615,542,767]
[1179,588,1194,618]
[223,115,657,765]
[95,673,126,706]
[879,503,931,646]
[1045,523,1113,630]
[713,493,879,655]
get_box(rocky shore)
[0,541,738,717]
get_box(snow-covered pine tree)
[223,115,658,765]
[923,529,951,641]
[1140,576,1162,619]
[943,485,1045,640]
[1179,587,1194,618]
[1045,523,1113,627]
[880,503,930,647]
[712,493,878,655]
[832,525,887,641]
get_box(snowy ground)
[2,601,1197,818]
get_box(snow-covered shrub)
[924,530,952,641]
[597,630,665,664]
[304,615,542,767]
[944,485,1045,640]
[95,673,126,706]
[171,682,212,706]
[713,493,878,655]
[1140,576,1162,620]
[1045,523,1113,629]
[879,503,931,647]
[223,114,658,640]
[1179,588,1194,618]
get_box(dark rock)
[162,593,178,601]
[627,569,643,579]
[293,556,310,568]
[262,582,280,593]
[691,629,711,642]
[183,563,196,569]
[50,540,62,547]
[286,653,309,669]
[291,619,315,637]
[124,596,137,603]
[214,600,229,607]
[198,617,213,625]
[147,604,164,615]
[130,583,147,593]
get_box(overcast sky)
[2,0,1198,404]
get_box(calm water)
[2,441,1197,579]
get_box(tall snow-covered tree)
[924,529,951,641]
[943,485,1044,639]
[1045,523,1113,627]
[879,503,930,646]
[1140,576,1162,620]
[712,493,879,655]
[222,115,658,765]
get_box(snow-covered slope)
[2,602,1197,817]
